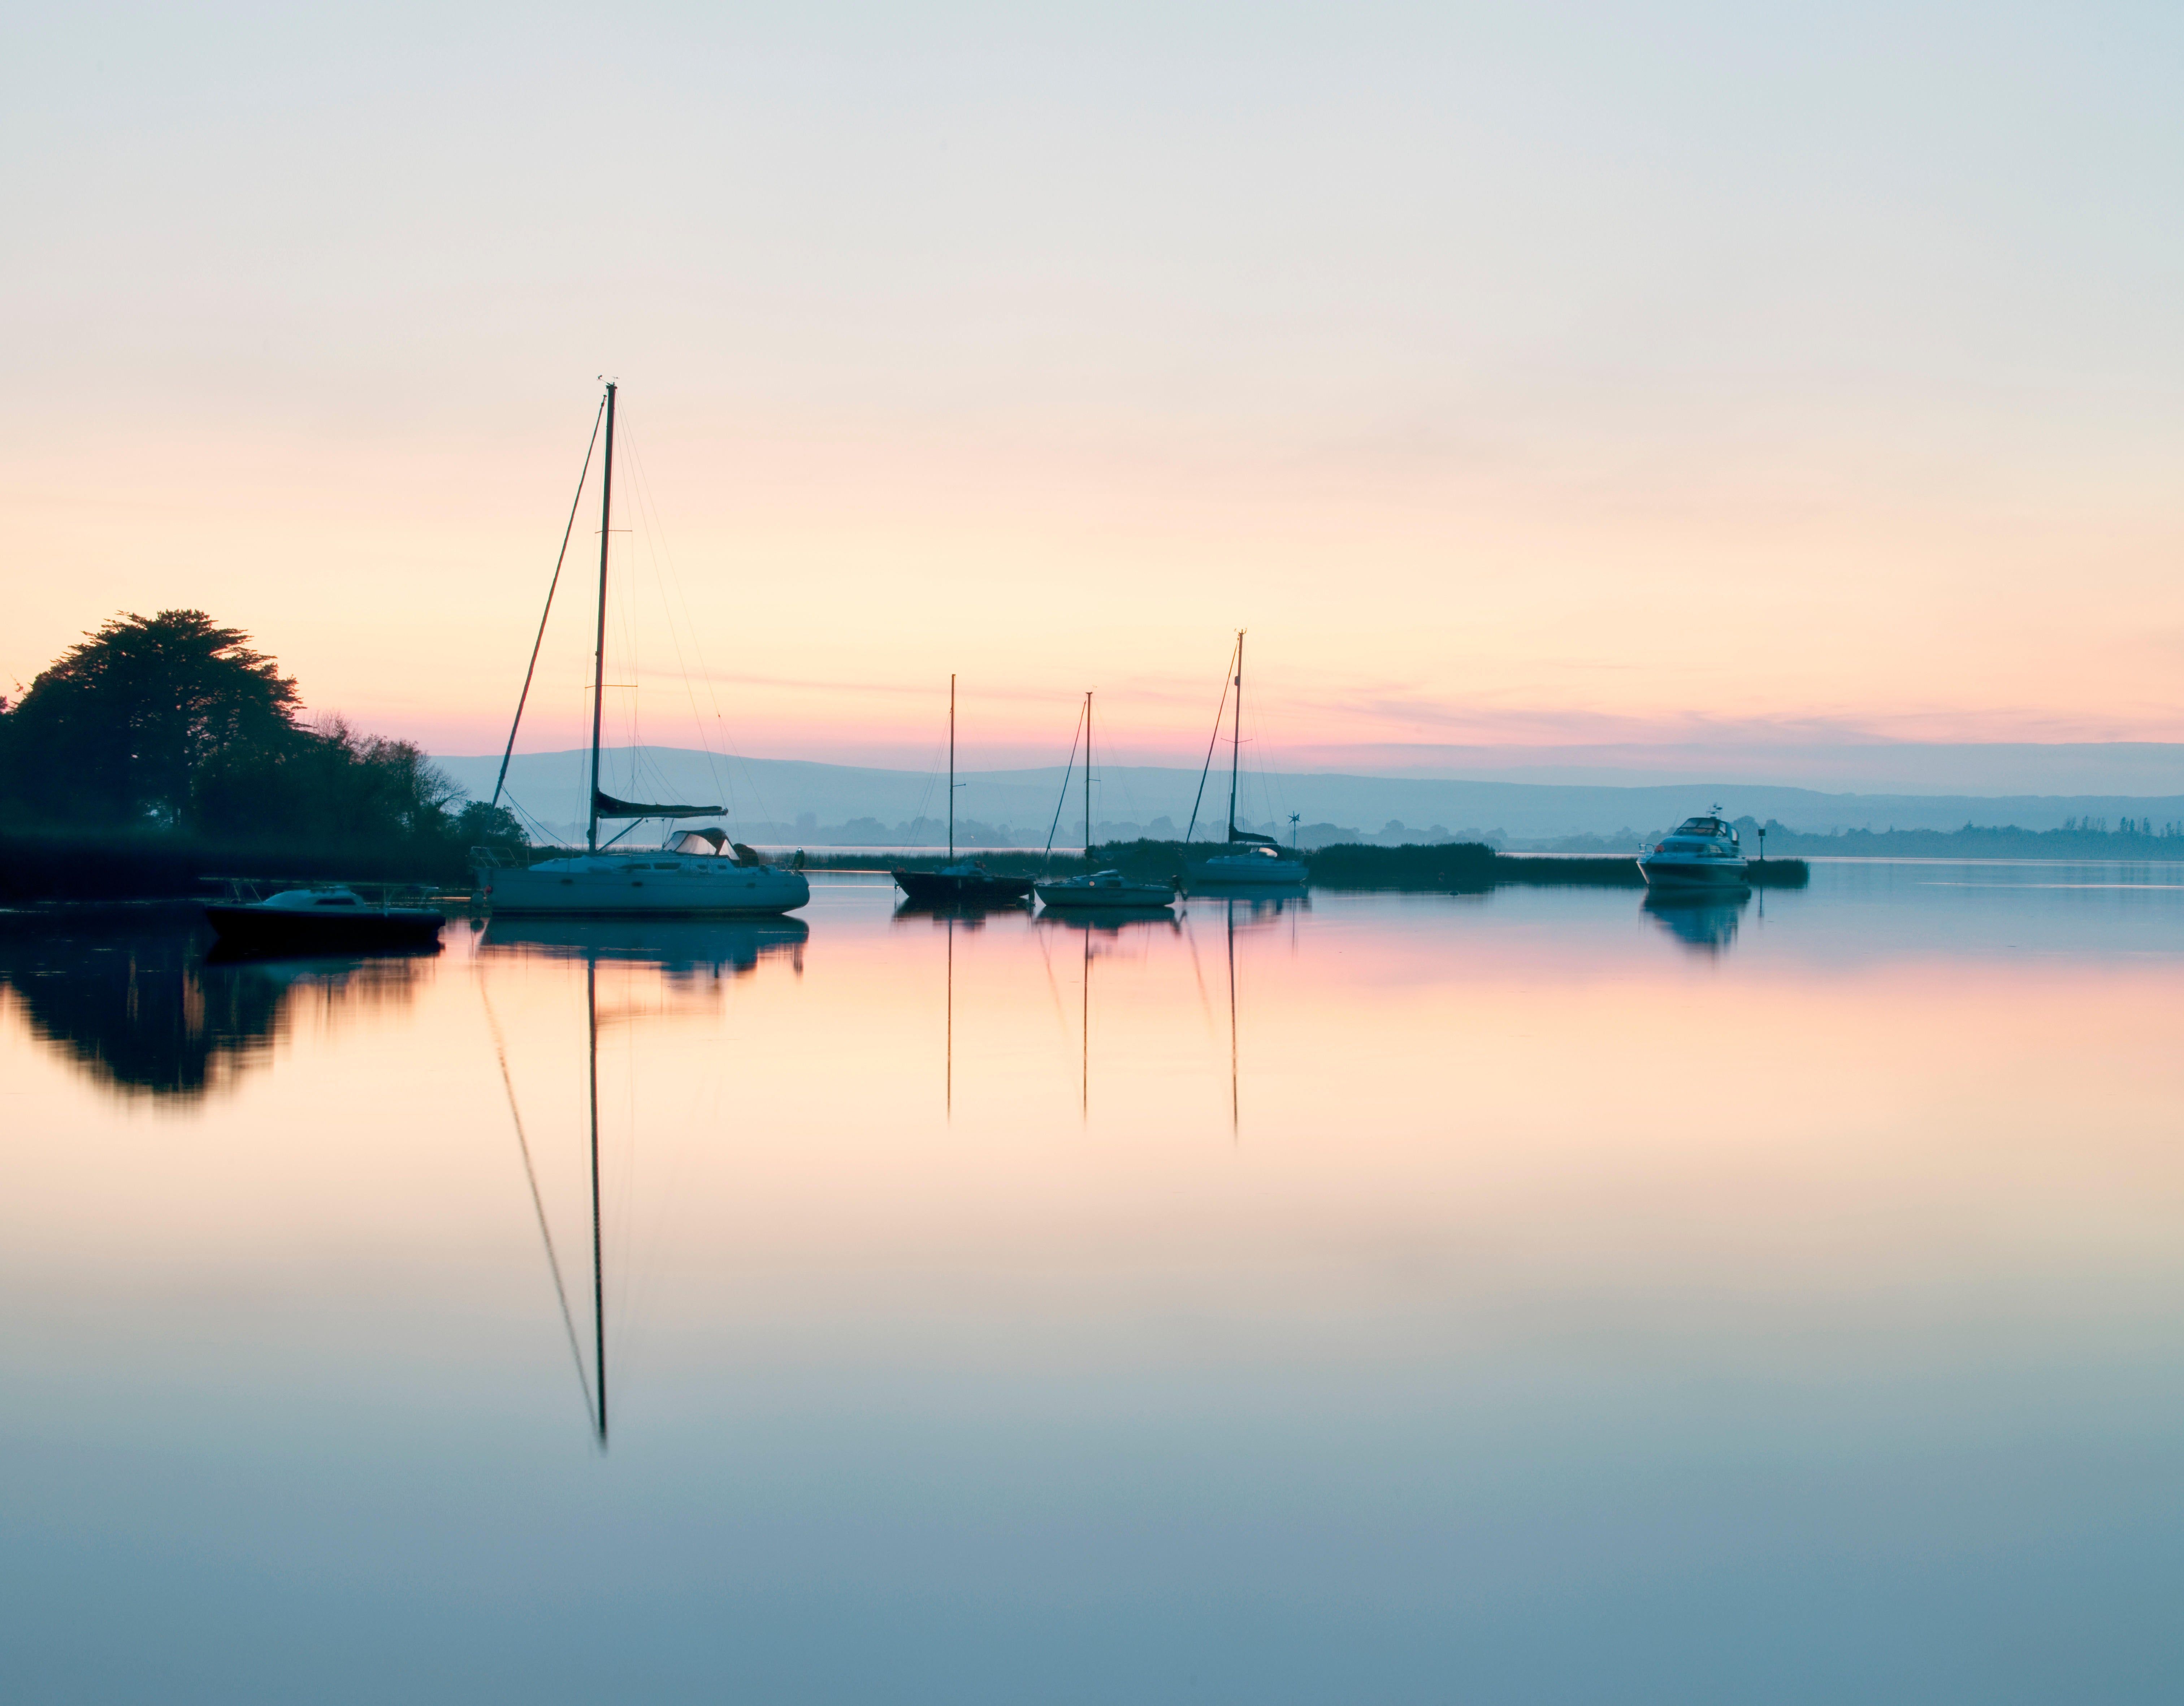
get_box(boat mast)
[1084,690,1093,861]
[1227,629,1244,839]
[948,673,956,862]
[586,381,618,854]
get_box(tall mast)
[948,674,956,862]
[1084,690,1093,861]
[586,381,618,854]
[1227,629,1244,839]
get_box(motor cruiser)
[1637,812,1750,889]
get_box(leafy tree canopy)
[1,610,299,826]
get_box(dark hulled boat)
[204,887,445,953]
[891,675,1033,908]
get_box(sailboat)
[1185,631,1308,887]
[891,676,1033,907]
[1034,690,1176,910]
[474,382,809,917]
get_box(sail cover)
[1227,824,1279,845]
[594,788,722,819]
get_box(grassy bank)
[829,840,1810,891]
[0,828,491,902]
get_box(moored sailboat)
[1034,690,1176,910]
[1184,631,1308,888]
[474,382,808,918]
[892,675,1034,908]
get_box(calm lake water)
[5,863,2183,1704]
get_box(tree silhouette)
[0,610,299,826]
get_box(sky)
[6,2,2183,786]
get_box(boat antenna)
[491,391,606,812]
[586,380,618,855]
[948,674,956,862]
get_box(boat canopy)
[593,788,722,820]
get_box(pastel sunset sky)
[8,2,2181,779]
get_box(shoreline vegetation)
[810,841,1813,891]
[4,609,2174,905]
[0,611,525,902]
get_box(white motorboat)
[472,382,808,919]
[1183,630,1308,887]
[204,885,445,952]
[1637,811,1750,888]
[1036,869,1176,909]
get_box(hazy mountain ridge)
[438,747,2184,847]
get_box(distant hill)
[436,747,2184,849]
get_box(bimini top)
[1669,816,1736,839]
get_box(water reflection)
[479,916,808,981]
[1642,888,1751,954]
[891,899,1031,928]
[0,909,434,1099]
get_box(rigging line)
[1040,700,1087,869]
[1183,635,1239,844]
[1033,915,1068,1031]
[492,393,606,811]
[910,701,952,844]
[1179,907,1218,1039]
[478,969,597,1434]
[625,435,732,827]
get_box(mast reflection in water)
[475,915,808,1447]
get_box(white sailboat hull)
[484,855,809,916]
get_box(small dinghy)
[204,887,446,953]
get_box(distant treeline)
[845,841,1807,891]
[1303,844,1808,890]
[0,610,524,900]
[1747,819,2184,861]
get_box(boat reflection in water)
[0,909,436,1100]
[478,915,807,982]
[1642,888,1751,955]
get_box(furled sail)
[593,789,722,819]
[1227,824,1279,845]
